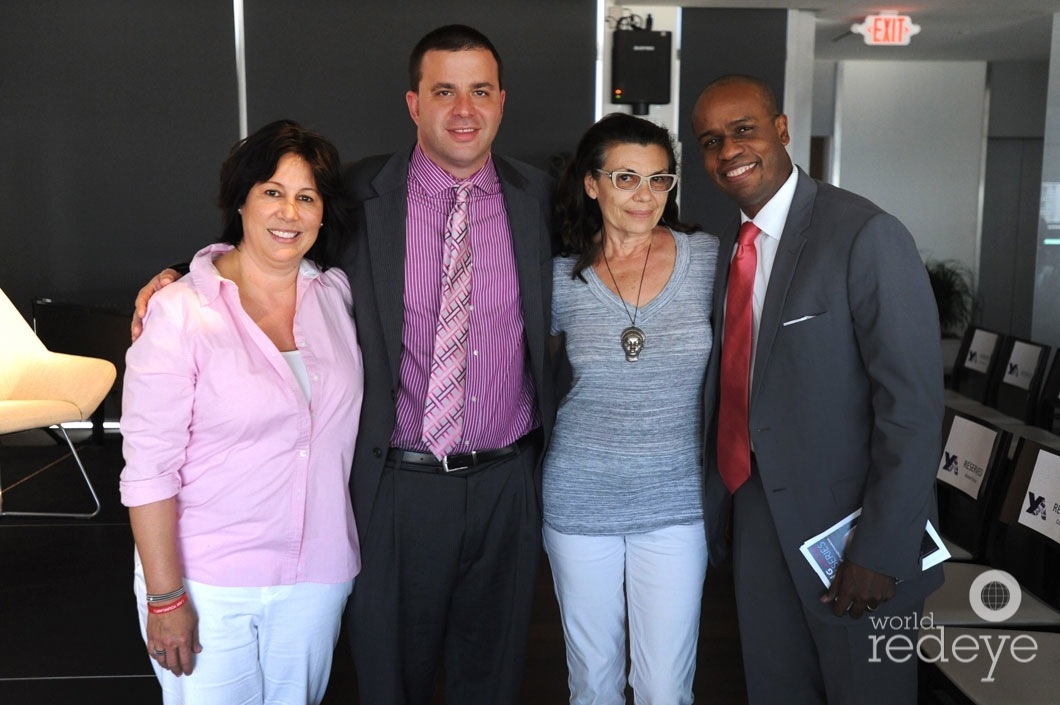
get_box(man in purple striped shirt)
[341,25,556,705]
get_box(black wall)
[245,0,596,171]
[678,9,789,237]
[1,0,237,317]
[1,1,596,320]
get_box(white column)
[784,9,816,172]
[1033,13,1060,346]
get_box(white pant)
[543,522,708,705]
[134,563,352,705]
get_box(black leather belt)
[387,437,527,474]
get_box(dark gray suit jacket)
[703,168,945,623]
[340,147,556,541]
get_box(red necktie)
[718,221,760,493]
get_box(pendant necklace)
[602,235,652,362]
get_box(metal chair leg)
[0,425,102,519]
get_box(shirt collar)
[408,143,501,197]
[742,165,798,242]
[189,242,322,304]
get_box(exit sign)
[851,12,921,46]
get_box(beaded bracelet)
[148,593,188,615]
[146,585,186,603]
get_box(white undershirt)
[281,350,311,403]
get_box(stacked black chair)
[991,337,1051,423]
[950,326,1006,404]
[935,408,1014,562]
[1037,353,1060,433]
[922,438,1060,704]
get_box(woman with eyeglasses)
[543,112,719,704]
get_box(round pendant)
[621,326,645,362]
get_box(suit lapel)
[750,170,815,405]
[498,158,547,362]
[363,153,411,392]
[713,222,738,329]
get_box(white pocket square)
[782,314,819,327]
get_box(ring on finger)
[152,648,166,656]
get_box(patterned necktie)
[422,181,473,458]
[718,221,760,493]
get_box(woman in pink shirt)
[120,120,363,704]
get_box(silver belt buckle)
[441,451,475,473]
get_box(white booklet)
[799,508,950,587]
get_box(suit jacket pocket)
[782,311,828,327]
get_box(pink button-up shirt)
[120,244,363,587]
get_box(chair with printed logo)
[925,432,1060,630]
[935,408,1013,562]
[990,337,1051,423]
[924,435,1060,630]
[950,326,1006,404]
[920,437,1060,705]
[1037,352,1060,433]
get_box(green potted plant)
[925,259,974,376]
[925,259,974,337]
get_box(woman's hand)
[129,499,200,675]
[146,598,202,676]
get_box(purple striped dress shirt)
[390,146,538,454]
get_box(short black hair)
[408,24,504,92]
[701,74,781,116]
[217,120,350,269]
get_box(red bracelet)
[147,593,188,615]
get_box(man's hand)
[131,268,181,342]
[821,560,897,619]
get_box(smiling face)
[238,152,323,269]
[584,142,670,241]
[691,79,793,218]
[406,48,506,179]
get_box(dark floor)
[0,429,960,704]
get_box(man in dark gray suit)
[340,25,555,705]
[691,74,943,704]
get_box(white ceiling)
[630,1,1060,61]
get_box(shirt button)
[473,350,479,356]
[299,450,308,458]
[471,396,477,403]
